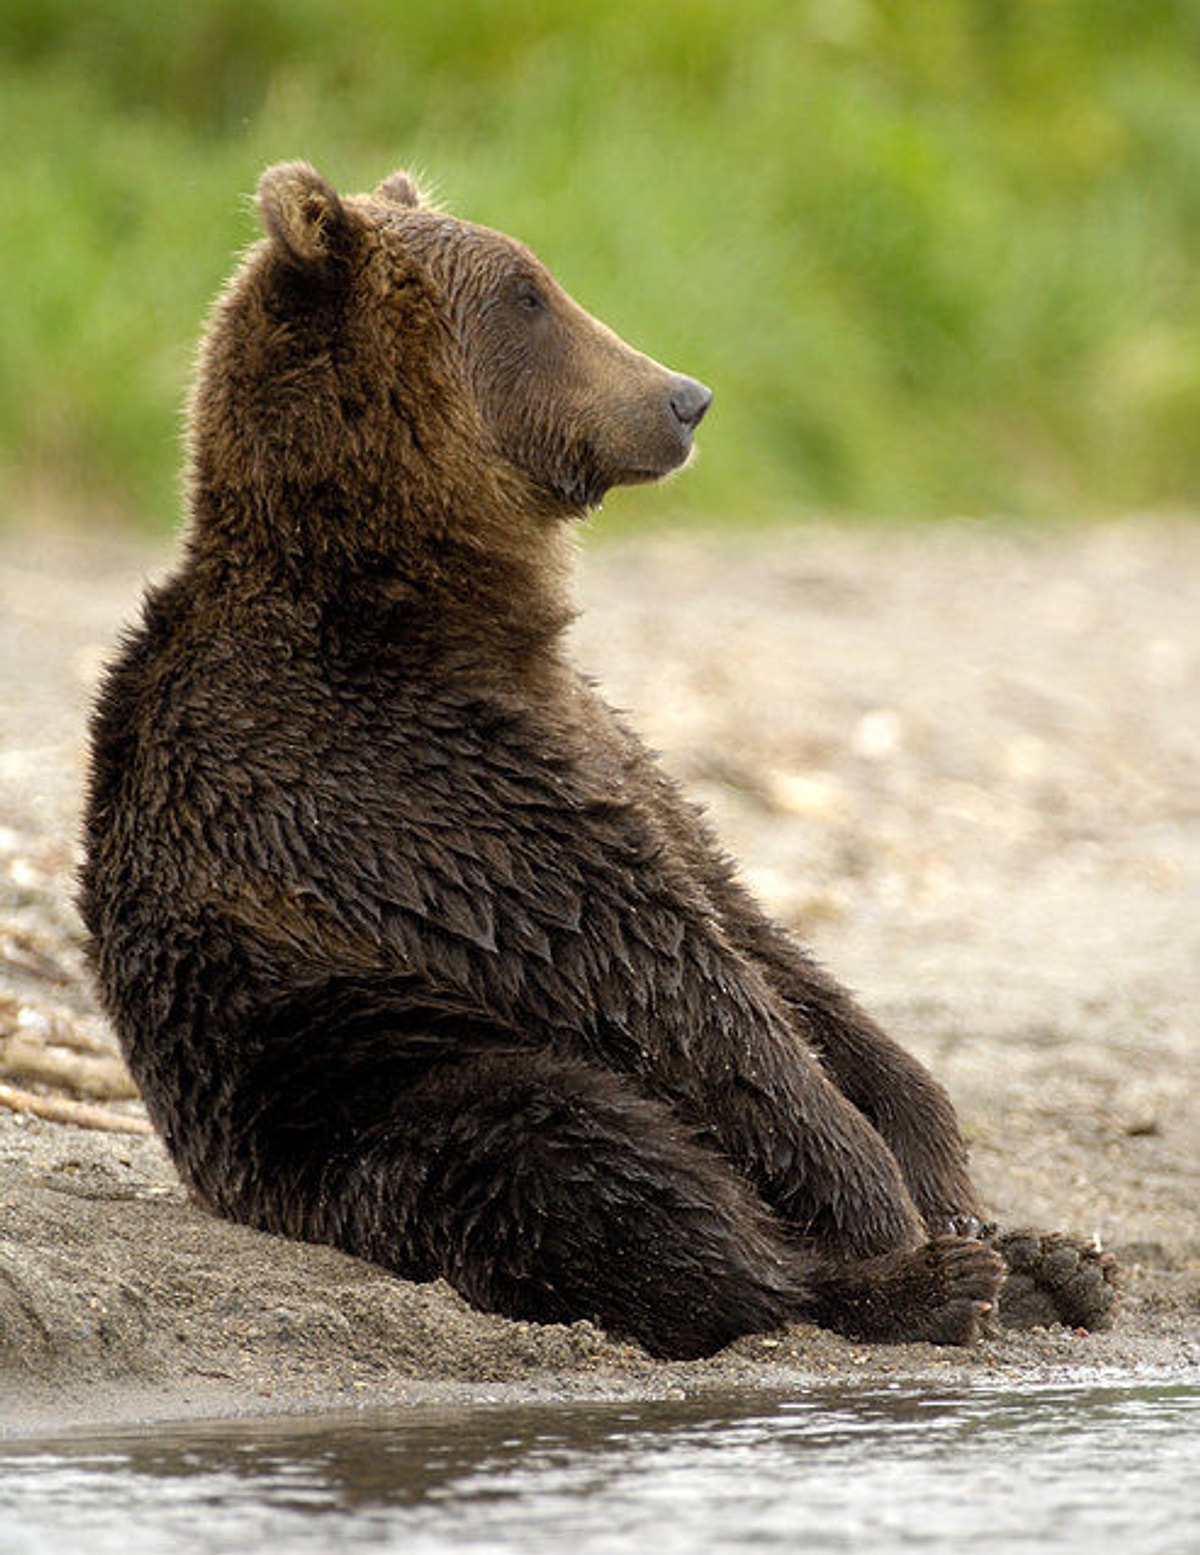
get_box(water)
[2,1376,1197,1554]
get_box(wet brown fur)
[79,164,1115,1359]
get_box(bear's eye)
[513,280,546,317]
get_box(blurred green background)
[3,0,1200,531]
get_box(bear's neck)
[375,513,579,668]
[185,477,579,676]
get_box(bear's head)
[188,162,710,589]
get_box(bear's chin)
[555,445,695,513]
[618,445,697,493]
[552,468,675,516]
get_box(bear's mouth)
[620,435,699,489]
[628,443,697,484]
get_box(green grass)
[3,0,1200,529]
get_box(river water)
[2,1374,1197,1554]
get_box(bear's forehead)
[361,201,543,275]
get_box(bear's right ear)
[256,161,356,272]
[374,170,422,209]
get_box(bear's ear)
[374,170,422,210]
[256,161,356,271]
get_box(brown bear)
[79,163,1116,1359]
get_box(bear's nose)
[669,376,713,434]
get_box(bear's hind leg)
[333,1049,806,1360]
[320,1049,1005,1355]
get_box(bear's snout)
[668,376,713,436]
